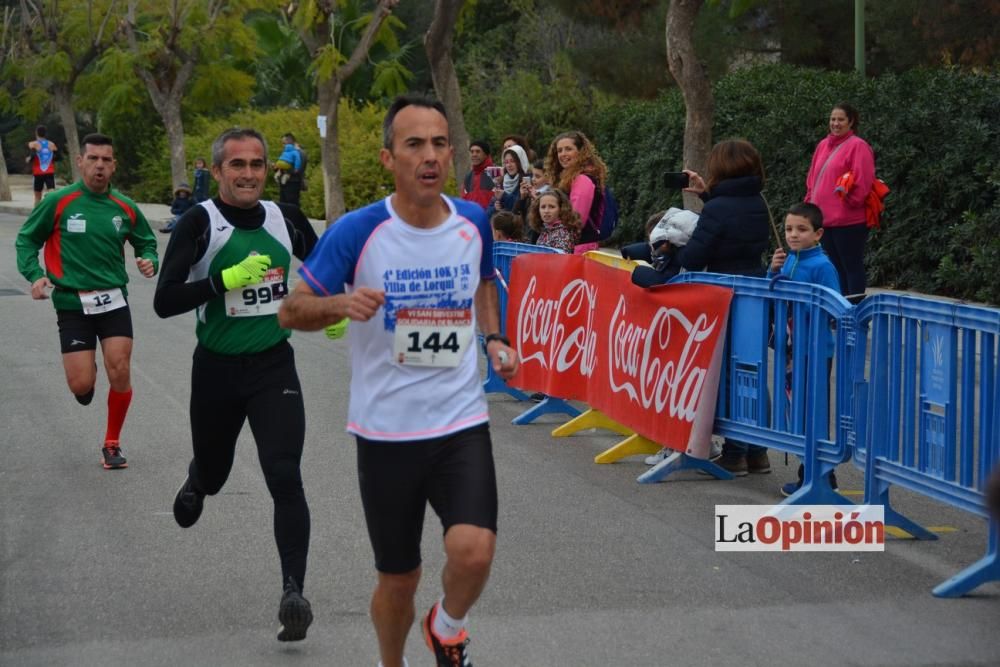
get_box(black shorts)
[357,422,498,574]
[56,306,133,353]
[33,174,55,192]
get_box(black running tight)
[188,340,310,591]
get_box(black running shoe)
[277,577,313,642]
[75,386,95,406]
[101,443,128,470]
[172,476,205,528]
[423,603,473,667]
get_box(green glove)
[221,254,271,291]
[325,317,349,340]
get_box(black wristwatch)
[484,333,510,346]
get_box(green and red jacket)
[16,181,159,311]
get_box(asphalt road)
[1,211,998,667]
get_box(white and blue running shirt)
[299,194,495,441]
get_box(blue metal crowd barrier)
[495,257,999,596]
[852,293,1000,597]
[484,242,581,424]
[649,273,856,504]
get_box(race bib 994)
[225,267,288,317]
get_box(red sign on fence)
[506,255,732,458]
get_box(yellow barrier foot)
[594,434,662,464]
[552,409,634,438]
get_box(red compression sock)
[104,388,133,444]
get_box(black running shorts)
[33,174,55,192]
[356,422,498,574]
[57,306,133,353]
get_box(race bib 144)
[393,307,474,367]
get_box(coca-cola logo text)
[608,296,717,421]
[515,276,597,376]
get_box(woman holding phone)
[676,138,772,476]
[677,139,770,277]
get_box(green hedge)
[593,64,1000,304]
[129,101,394,221]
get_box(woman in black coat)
[678,139,770,277]
[677,139,772,475]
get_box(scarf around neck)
[503,172,520,195]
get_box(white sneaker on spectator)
[644,436,725,466]
[709,436,724,461]
[644,448,671,466]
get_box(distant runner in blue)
[27,125,59,207]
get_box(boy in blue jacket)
[767,202,840,291]
[767,203,841,496]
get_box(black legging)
[820,223,868,298]
[279,179,302,208]
[188,340,310,591]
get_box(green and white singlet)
[188,200,293,355]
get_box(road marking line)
[885,526,958,539]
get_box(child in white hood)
[630,207,700,287]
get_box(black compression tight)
[188,340,310,591]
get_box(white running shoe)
[709,435,724,461]
[645,436,724,465]
[644,448,671,466]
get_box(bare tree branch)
[304,0,400,221]
[95,0,120,45]
[124,0,140,51]
[426,0,471,182]
[0,7,13,58]
[207,0,225,23]
[338,0,398,82]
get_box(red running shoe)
[422,603,472,666]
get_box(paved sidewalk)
[0,173,326,233]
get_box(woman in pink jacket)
[805,102,875,299]
[544,130,608,245]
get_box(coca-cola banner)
[506,254,732,459]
